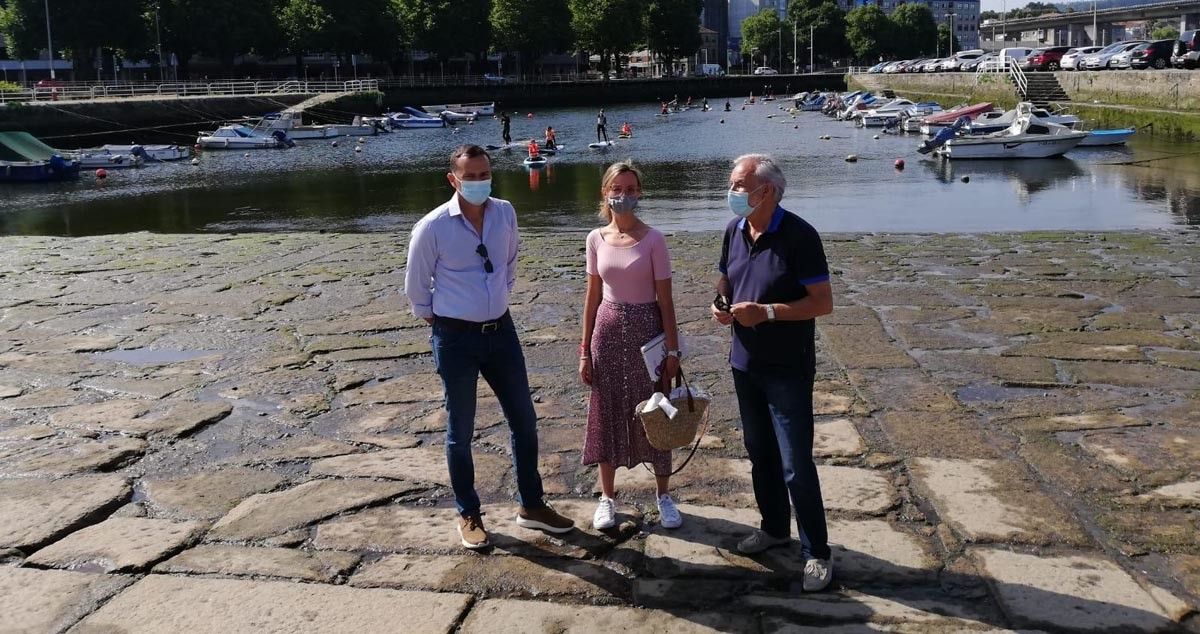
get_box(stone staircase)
[1018,72,1070,107]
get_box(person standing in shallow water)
[404,144,575,550]
[596,109,609,143]
[500,112,511,145]
[711,153,835,592]
[579,161,683,531]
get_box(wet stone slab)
[70,575,473,634]
[0,435,146,476]
[154,544,359,582]
[308,447,510,490]
[0,567,134,634]
[208,479,419,542]
[26,517,205,573]
[972,548,1190,632]
[140,468,286,520]
[459,598,754,634]
[0,475,130,550]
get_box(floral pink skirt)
[583,300,671,473]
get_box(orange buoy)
[894,159,905,170]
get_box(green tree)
[889,2,936,58]
[844,4,891,62]
[936,23,959,56]
[278,0,332,75]
[490,0,574,76]
[569,0,642,79]
[1151,26,1180,41]
[157,0,280,77]
[786,0,849,69]
[395,0,489,67]
[643,0,703,75]
[0,0,146,80]
[980,10,999,21]
[740,8,791,70]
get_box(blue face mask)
[607,195,638,214]
[456,177,492,206]
[727,184,764,218]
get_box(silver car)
[1083,41,1146,69]
[1061,46,1101,70]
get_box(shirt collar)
[737,205,786,233]
[447,193,491,217]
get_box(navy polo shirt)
[718,206,829,372]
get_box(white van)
[999,47,1036,63]
[695,63,724,77]
[941,49,986,71]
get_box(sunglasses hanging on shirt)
[476,243,494,274]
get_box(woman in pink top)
[579,161,683,531]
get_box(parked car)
[1083,41,1146,69]
[1172,30,1200,68]
[1021,46,1073,71]
[904,59,931,73]
[883,60,911,73]
[752,66,778,75]
[483,73,506,84]
[867,62,889,73]
[919,58,943,72]
[999,47,1036,64]
[1060,46,1101,70]
[962,52,998,71]
[941,50,985,71]
[1129,39,1175,69]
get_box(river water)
[2,102,1198,235]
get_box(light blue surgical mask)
[607,195,638,214]
[456,177,492,206]
[727,184,764,218]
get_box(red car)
[1021,46,1073,71]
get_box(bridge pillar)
[1183,13,1200,32]
[1083,24,1098,47]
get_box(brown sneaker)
[458,513,490,549]
[515,504,575,534]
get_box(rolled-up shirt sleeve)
[506,206,519,292]
[403,219,437,319]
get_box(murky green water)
[2,103,1198,236]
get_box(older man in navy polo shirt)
[712,153,835,592]
[405,145,575,551]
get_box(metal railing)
[0,79,378,104]
[975,58,1026,98]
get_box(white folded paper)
[670,385,710,401]
[642,392,678,419]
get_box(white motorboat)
[421,101,495,116]
[197,125,294,149]
[1076,128,1136,147]
[99,144,191,161]
[387,108,447,129]
[438,109,478,122]
[69,149,144,169]
[326,117,388,136]
[933,105,1088,159]
[966,104,1081,134]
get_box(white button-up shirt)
[404,195,518,322]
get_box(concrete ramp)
[285,92,354,114]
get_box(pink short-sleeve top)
[586,228,672,304]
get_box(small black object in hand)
[713,293,731,312]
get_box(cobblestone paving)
[0,230,1197,633]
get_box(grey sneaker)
[803,557,833,591]
[657,494,682,529]
[736,529,791,554]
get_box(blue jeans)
[431,315,545,516]
[732,367,830,560]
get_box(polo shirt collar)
[737,205,786,233]
[447,193,490,217]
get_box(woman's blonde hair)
[597,161,643,222]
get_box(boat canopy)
[0,131,59,162]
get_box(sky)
[980,0,1043,12]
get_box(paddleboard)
[485,142,524,150]
[588,141,615,149]
[523,156,548,167]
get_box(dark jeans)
[732,366,830,560]
[596,124,608,142]
[431,315,545,516]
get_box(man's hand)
[731,302,769,328]
[711,302,734,326]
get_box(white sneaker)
[657,494,682,529]
[592,496,616,530]
[736,529,791,554]
[803,557,833,592]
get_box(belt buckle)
[481,321,499,334]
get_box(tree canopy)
[845,5,892,62]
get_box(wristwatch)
[666,349,681,358]
[765,304,776,322]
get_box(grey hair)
[733,153,786,203]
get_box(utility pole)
[155,3,164,82]
[1092,0,1097,46]
[793,20,797,74]
[810,24,814,73]
[43,0,55,79]
[777,27,782,72]
[950,12,956,56]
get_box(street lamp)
[155,3,164,82]
[1092,0,1098,46]
[949,11,956,56]
[43,0,54,79]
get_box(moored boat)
[197,125,294,149]
[1076,128,1136,147]
[0,131,81,182]
[932,105,1088,159]
[421,101,495,116]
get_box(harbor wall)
[0,94,312,148]
[848,71,1200,139]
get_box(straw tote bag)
[635,367,710,476]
